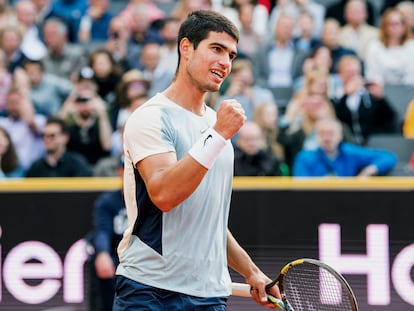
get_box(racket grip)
[231,282,285,310]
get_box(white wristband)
[188,128,227,169]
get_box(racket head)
[267,258,358,311]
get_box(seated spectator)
[41,17,87,80]
[0,23,29,74]
[215,58,276,121]
[15,0,47,60]
[59,67,112,166]
[26,116,92,177]
[137,41,173,97]
[48,0,88,42]
[338,0,379,63]
[396,1,414,35]
[365,8,414,86]
[77,0,114,44]
[292,117,398,177]
[104,15,134,72]
[158,17,180,76]
[252,12,309,88]
[320,18,358,74]
[0,86,46,170]
[293,10,322,53]
[234,121,282,176]
[269,0,326,39]
[279,92,355,171]
[87,158,127,311]
[88,48,123,108]
[334,55,398,145]
[0,126,25,178]
[253,101,288,175]
[118,0,165,32]
[326,0,377,26]
[20,59,73,116]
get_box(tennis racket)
[231,258,358,311]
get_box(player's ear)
[179,37,192,60]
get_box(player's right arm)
[136,99,245,212]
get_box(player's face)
[186,31,238,92]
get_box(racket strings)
[283,263,355,311]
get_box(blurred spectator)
[365,8,414,85]
[403,97,414,137]
[215,58,276,120]
[26,116,92,177]
[222,0,269,40]
[269,0,326,39]
[111,68,150,130]
[339,0,378,62]
[137,41,173,97]
[252,12,308,88]
[158,17,180,76]
[320,18,358,74]
[170,0,210,23]
[0,86,46,169]
[15,0,47,60]
[293,10,322,53]
[77,0,114,44]
[326,0,377,26]
[253,101,287,173]
[119,0,165,31]
[396,1,414,35]
[59,67,112,166]
[381,0,411,14]
[292,46,342,97]
[334,55,398,145]
[0,49,12,112]
[104,15,133,71]
[292,117,398,177]
[279,92,355,171]
[235,2,265,59]
[21,59,73,116]
[48,0,88,42]
[32,0,53,27]
[234,120,282,176]
[88,48,124,108]
[0,126,25,178]
[87,160,127,311]
[0,0,17,27]
[41,17,87,80]
[0,23,29,74]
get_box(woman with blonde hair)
[365,7,414,85]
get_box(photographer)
[59,66,112,166]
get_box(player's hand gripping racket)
[231,258,359,311]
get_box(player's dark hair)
[176,10,239,71]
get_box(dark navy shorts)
[113,275,228,311]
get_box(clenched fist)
[214,99,246,140]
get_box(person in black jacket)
[234,121,282,176]
[333,55,398,145]
[26,116,92,177]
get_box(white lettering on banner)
[319,224,392,305]
[391,244,414,305]
[0,226,87,304]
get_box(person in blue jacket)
[293,117,398,177]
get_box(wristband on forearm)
[188,128,227,169]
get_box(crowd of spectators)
[0,0,413,180]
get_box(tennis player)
[113,10,280,310]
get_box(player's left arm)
[226,229,280,306]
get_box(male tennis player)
[113,10,280,310]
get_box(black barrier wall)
[0,178,414,311]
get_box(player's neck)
[163,82,207,116]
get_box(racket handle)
[231,282,285,310]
